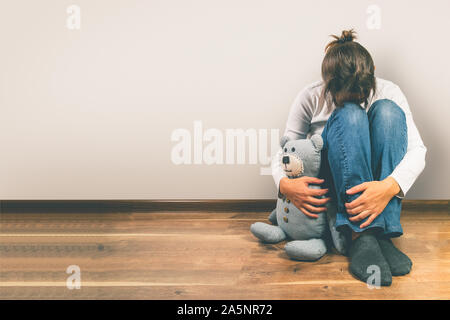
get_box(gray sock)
[377,237,412,276]
[349,233,392,286]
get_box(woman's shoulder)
[291,80,324,113]
[368,77,417,119]
[374,77,403,95]
[371,77,409,110]
[301,80,324,96]
[294,80,324,104]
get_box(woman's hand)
[279,177,330,219]
[345,177,401,228]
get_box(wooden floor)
[0,201,449,299]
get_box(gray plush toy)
[250,134,349,261]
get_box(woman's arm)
[386,85,427,198]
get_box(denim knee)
[368,99,406,126]
[323,102,368,151]
[332,102,367,129]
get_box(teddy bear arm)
[268,209,277,225]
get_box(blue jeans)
[319,99,407,238]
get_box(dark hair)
[321,29,376,108]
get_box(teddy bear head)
[280,134,323,178]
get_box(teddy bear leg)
[326,201,351,256]
[268,209,278,225]
[284,239,327,261]
[250,222,286,243]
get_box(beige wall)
[0,0,448,199]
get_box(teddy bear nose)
[282,156,290,164]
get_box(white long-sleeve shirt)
[272,77,427,199]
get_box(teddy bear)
[250,134,349,261]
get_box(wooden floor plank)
[1,203,449,299]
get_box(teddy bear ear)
[311,134,324,151]
[280,136,291,148]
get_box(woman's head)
[321,29,376,108]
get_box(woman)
[272,29,427,286]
